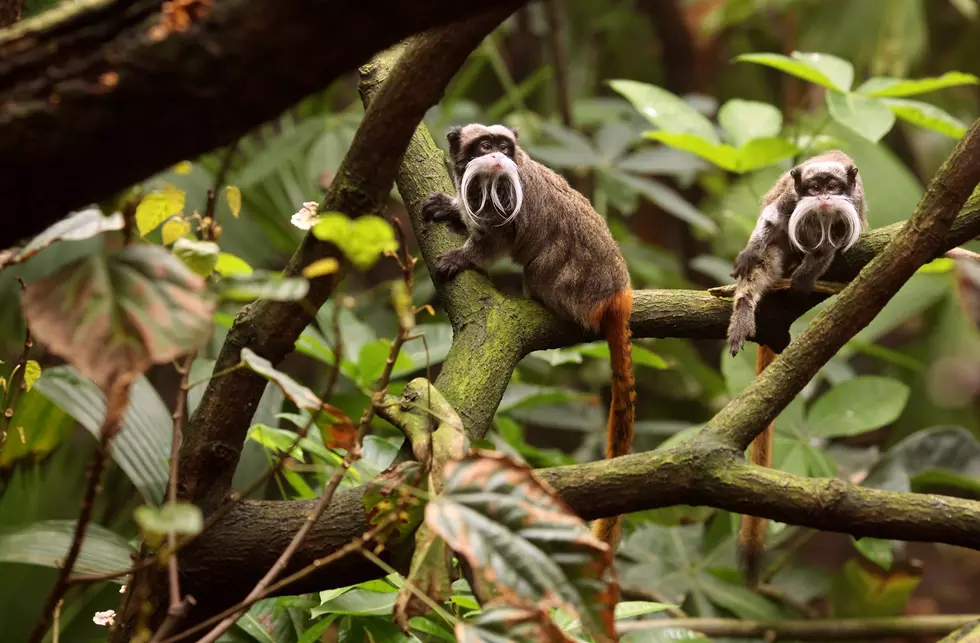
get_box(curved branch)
[0,0,526,250]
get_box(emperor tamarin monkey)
[727,150,867,584]
[422,123,636,549]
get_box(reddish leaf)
[1,207,124,271]
[22,245,214,392]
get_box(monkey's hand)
[432,248,475,281]
[422,193,462,224]
[731,247,764,279]
[789,275,816,296]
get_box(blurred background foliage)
[5,0,980,641]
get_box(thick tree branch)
[179,9,520,512]
[0,0,527,250]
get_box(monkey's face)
[447,124,524,227]
[788,165,862,253]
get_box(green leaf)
[606,169,716,232]
[357,339,413,387]
[134,501,204,548]
[161,218,191,246]
[577,341,669,370]
[856,72,979,97]
[829,559,919,617]
[643,131,737,171]
[34,365,171,503]
[214,252,254,277]
[426,451,617,643]
[22,360,41,392]
[22,245,215,392]
[310,589,396,617]
[364,461,426,544]
[717,99,783,148]
[311,212,399,271]
[853,537,894,570]
[699,573,783,620]
[863,426,980,493]
[735,137,800,172]
[807,376,910,437]
[1,207,125,270]
[0,520,134,579]
[456,603,578,643]
[241,348,343,416]
[0,387,74,467]
[826,91,896,142]
[884,98,968,139]
[608,79,718,142]
[172,237,220,277]
[735,52,848,92]
[791,51,854,92]
[225,185,243,217]
[214,271,310,302]
[136,185,186,236]
[621,629,709,642]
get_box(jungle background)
[4,0,980,641]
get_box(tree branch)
[0,0,527,250]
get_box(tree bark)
[0,0,527,251]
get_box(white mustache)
[788,195,862,253]
[456,154,524,227]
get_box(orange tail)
[738,344,776,585]
[591,288,635,549]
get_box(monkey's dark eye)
[826,181,840,193]
[479,141,493,153]
[808,185,820,196]
[500,143,511,155]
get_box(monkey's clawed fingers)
[432,249,472,281]
[422,193,460,222]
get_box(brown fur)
[739,344,776,585]
[423,124,635,550]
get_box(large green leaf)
[213,271,310,302]
[863,426,980,492]
[0,386,74,467]
[735,52,853,92]
[606,169,716,232]
[807,376,910,437]
[884,98,968,139]
[717,99,783,148]
[0,520,134,579]
[829,559,919,618]
[735,137,800,172]
[456,603,577,643]
[425,451,617,643]
[608,80,718,142]
[856,72,979,97]
[643,132,737,172]
[34,365,171,504]
[21,244,215,391]
[825,91,896,142]
[311,213,398,271]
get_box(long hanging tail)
[738,344,776,585]
[592,288,635,549]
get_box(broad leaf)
[735,52,848,92]
[829,559,919,617]
[825,91,896,142]
[863,426,980,492]
[791,51,854,92]
[608,80,718,142]
[134,501,204,548]
[136,185,186,236]
[607,169,716,232]
[736,137,800,172]
[161,218,191,245]
[311,212,398,271]
[807,376,910,437]
[363,461,426,545]
[34,365,171,503]
[456,603,576,643]
[643,132,738,172]
[302,258,340,279]
[214,252,254,277]
[0,207,124,270]
[853,537,894,571]
[576,341,668,370]
[884,98,968,139]
[0,520,134,579]
[856,72,979,97]
[310,588,396,617]
[23,245,215,391]
[214,271,310,302]
[717,99,783,148]
[425,451,617,643]
[225,185,243,217]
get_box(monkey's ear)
[508,126,520,140]
[447,126,463,158]
[846,164,859,186]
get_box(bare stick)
[0,278,32,448]
[26,372,135,643]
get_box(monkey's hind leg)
[727,246,784,356]
[739,344,776,586]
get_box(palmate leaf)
[425,451,618,643]
[456,602,577,643]
[21,244,216,392]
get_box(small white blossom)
[93,610,116,627]
[291,201,321,230]
[119,584,127,594]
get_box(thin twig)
[195,229,417,642]
[707,278,845,298]
[1,278,32,448]
[160,511,401,643]
[543,0,573,129]
[26,373,135,643]
[616,615,980,640]
[359,547,457,626]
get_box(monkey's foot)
[433,249,473,281]
[422,193,461,223]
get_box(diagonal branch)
[0,0,529,250]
